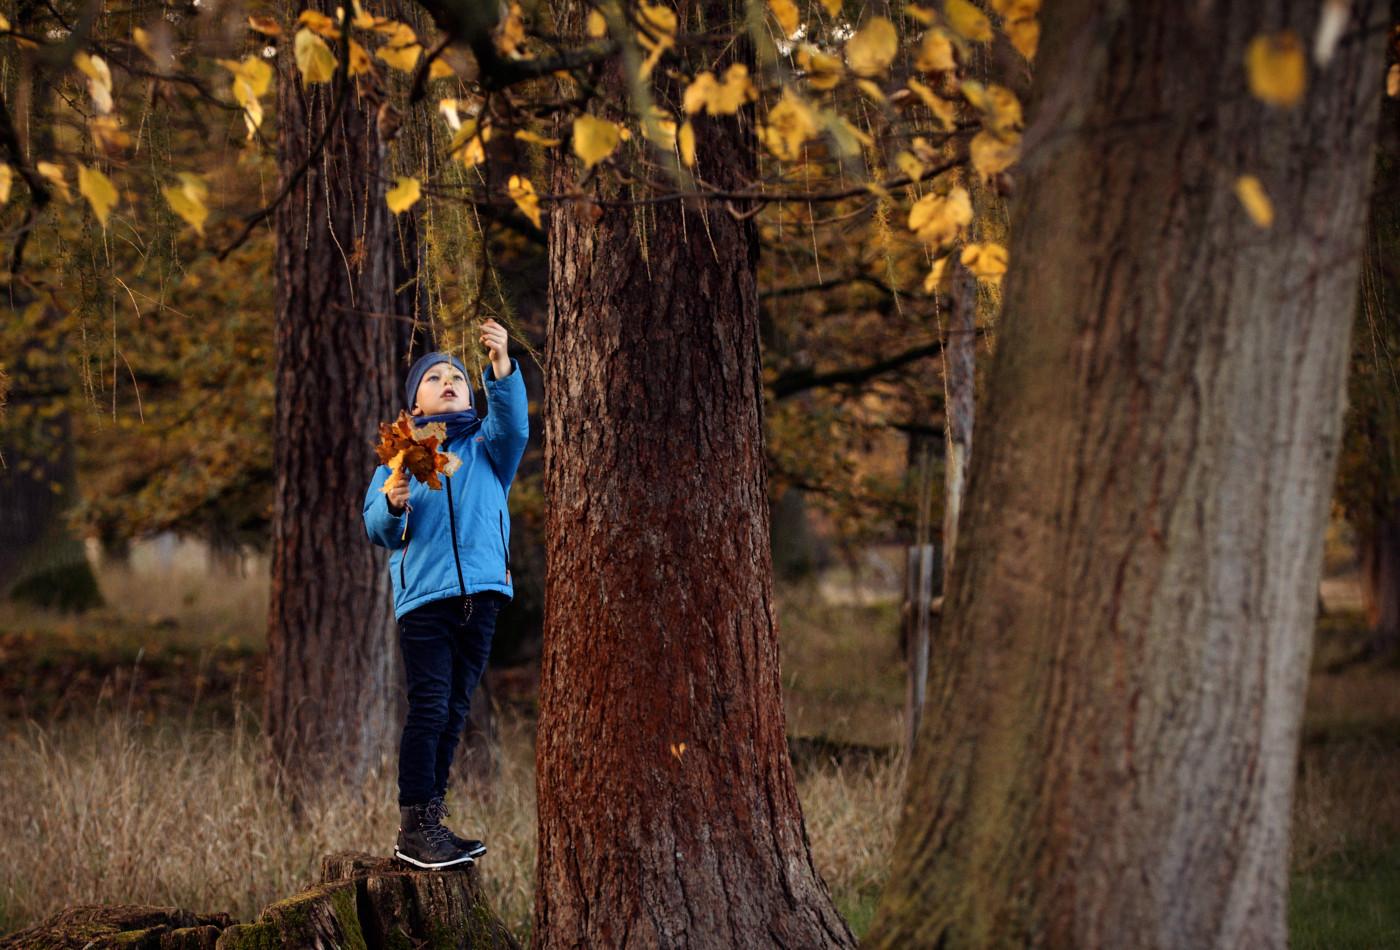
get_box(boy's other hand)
[387,473,411,515]
[480,318,511,378]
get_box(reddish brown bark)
[868,0,1388,946]
[532,4,852,946]
[264,8,402,801]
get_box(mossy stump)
[2,851,518,950]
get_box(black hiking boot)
[394,802,474,869]
[426,794,487,859]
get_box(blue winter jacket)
[362,357,529,619]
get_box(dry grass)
[0,698,538,939]
[1,555,1394,943]
[0,695,904,943]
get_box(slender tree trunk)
[264,12,401,801]
[940,263,976,595]
[1359,514,1400,649]
[867,1,1387,946]
[532,3,852,945]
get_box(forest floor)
[0,556,1395,945]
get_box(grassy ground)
[0,553,1395,944]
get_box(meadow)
[0,543,1395,946]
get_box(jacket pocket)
[498,511,511,581]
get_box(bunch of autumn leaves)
[374,411,462,511]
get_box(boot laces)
[421,817,455,848]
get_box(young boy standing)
[361,318,529,869]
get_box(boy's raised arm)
[481,357,530,489]
[363,464,407,549]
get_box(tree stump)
[1,851,518,950]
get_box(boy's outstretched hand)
[480,318,512,379]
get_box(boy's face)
[412,361,471,416]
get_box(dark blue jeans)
[396,591,506,807]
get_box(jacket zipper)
[444,473,467,596]
[498,510,511,581]
[399,538,410,587]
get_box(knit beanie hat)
[404,351,471,411]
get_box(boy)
[362,318,529,869]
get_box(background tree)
[867,0,1390,945]
[1337,10,1400,663]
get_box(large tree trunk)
[532,4,852,946]
[867,1,1387,946]
[264,13,402,802]
[1340,9,1400,658]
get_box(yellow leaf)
[857,79,886,103]
[905,4,936,25]
[798,44,844,90]
[846,16,898,77]
[377,21,417,44]
[1246,31,1305,107]
[1004,16,1038,62]
[945,0,992,42]
[759,89,819,161]
[960,80,1022,135]
[0,165,11,205]
[348,40,373,76]
[74,52,113,115]
[515,128,562,147]
[448,119,491,167]
[78,164,118,227]
[636,3,676,52]
[376,42,421,72]
[820,0,842,15]
[90,115,131,154]
[769,0,800,37]
[294,28,337,85]
[297,9,339,37]
[907,78,957,130]
[162,172,209,234]
[990,0,1039,15]
[683,73,718,114]
[36,161,71,202]
[386,176,422,214]
[923,255,951,293]
[960,241,1008,285]
[915,28,956,72]
[587,9,608,37]
[908,185,972,246]
[0,11,9,30]
[684,65,757,114]
[507,174,542,229]
[494,1,528,58]
[1234,174,1274,228]
[428,57,456,79]
[248,15,282,36]
[895,150,924,181]
[970,129,1019,181]
[715,64,758,113]
[679,120,696,167]
[573,114,622,167]
[1390,64,1400,98]
[640,106,678,148]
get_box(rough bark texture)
[264,11,402,800]
[532,3,852,946]
[866,1,1387,947]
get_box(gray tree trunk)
[868,0,1388,946]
